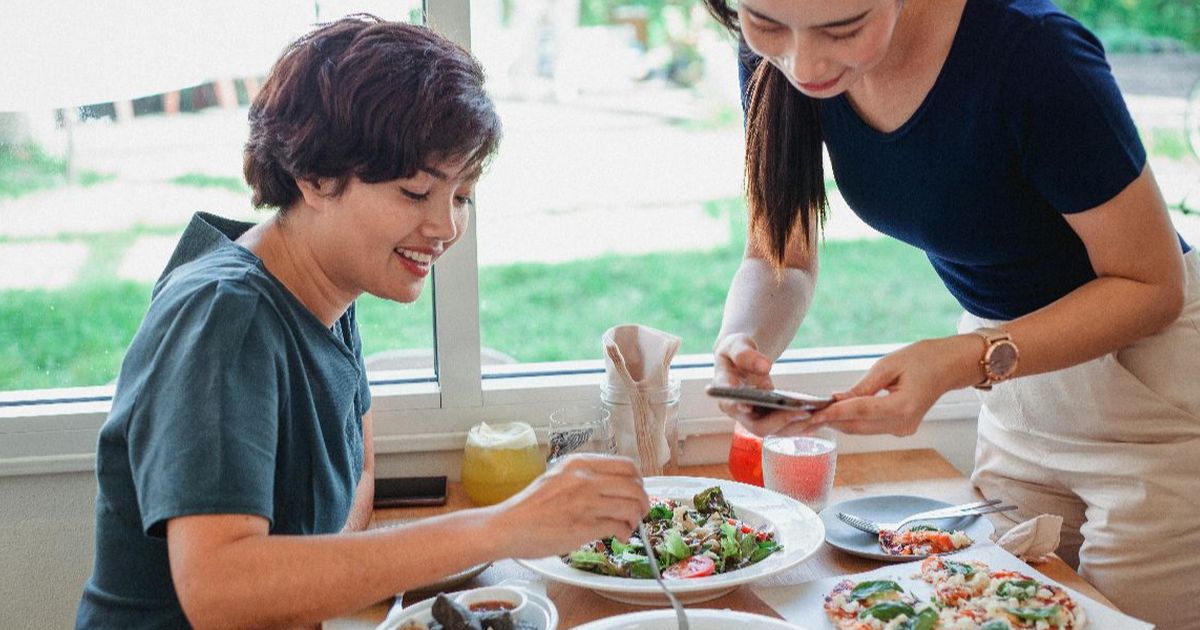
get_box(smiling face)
[737,0,904,98]
[306,157,479,305]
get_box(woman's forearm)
[942,272,1185,392]
[940,167,1186,392]
[1005,274,1182,377]
[717,257,815,360]
[174,509,504,630]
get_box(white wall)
[1,470,97,629]
[0,420,978,629]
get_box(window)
[0,1,980,470]
[24,0,1200,470]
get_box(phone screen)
[373,476,448,508]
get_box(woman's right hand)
[488,454,649,559]
[713,332,810,436]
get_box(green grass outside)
[1144,127,1194,162]
[169,172,251,194]
[0,204,960,390]
[0,144,113,199]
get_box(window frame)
[0,0,983,478]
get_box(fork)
[837,499,1016,535]
[639,522,690,630]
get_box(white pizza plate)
[376,585,558,630]
[573,608,813,630]
[516,476,825,605]
[818,495,995,562]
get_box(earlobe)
[295,177,331,209]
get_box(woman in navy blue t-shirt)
[703,1,1200,626]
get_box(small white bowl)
[452,585,528,616]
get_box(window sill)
[0,345,983,478]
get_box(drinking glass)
[761,428,838,512]
[461,421,545,506]
[727,423,765,487]
[546,404,616,466]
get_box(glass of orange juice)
[461,421,546,506]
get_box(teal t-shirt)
[76,212,371,628]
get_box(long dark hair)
[243,14,502,210]
[703,1,826,266]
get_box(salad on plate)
[563,486,782,580]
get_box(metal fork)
[837,499,1016,535]
[639,522,689,630]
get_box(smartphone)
[373,475,448,509]
[705,385,835,412]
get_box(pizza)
[823,578,937,630]
[918,556,992,606]
[880,526,973,556]
[824,556,1086,629]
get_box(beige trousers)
[961,251,1200,630]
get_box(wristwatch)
[971,327,1019,390]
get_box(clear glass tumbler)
[761,428,838,512]
[546,404,616,466]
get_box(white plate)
[573,608,812,630]
[516,476,825,606]
[376,586,558,630]
[818,495,995,562]
[407,562,492,594]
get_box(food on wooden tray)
[398,593,538,630]
[879,526,973,556]
[824,556,1086,629]
[563,486,781,579]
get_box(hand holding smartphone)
[705,385,834,412]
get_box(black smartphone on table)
[705,385,835,412]
[373,475,448,508]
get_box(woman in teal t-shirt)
[77,15,650,629]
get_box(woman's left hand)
[799,335,981,436]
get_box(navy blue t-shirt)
[740,0,1188,320]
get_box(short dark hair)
[243,14,502,210]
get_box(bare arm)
[167,454,649,630]
[341,409,374,533]
[812,165,1185,435]
[712,223,819,434]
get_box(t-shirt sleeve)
[1005,13,1146,214]
[127,282,282,537]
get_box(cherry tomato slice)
[662,555,717,579]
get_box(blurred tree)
[1059,0,1199,51]
[579,0,1198,52]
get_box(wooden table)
[329,449,1114,628]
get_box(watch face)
[987,341,1019,378]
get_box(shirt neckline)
[185,213,359,361]
[832,0,975,141]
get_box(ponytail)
[744,61,827,266]
[702,0,827,267]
